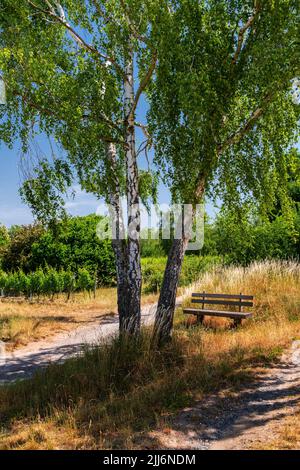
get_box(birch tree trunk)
[153,236,190,345]
[123,43,142,334]
[106,143,129,330]
[112,236,129,331]
[153,180,206,344]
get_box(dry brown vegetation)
[0,260,299,450]
[0,288,158,350]
[250,408,300,450]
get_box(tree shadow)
[138,359,300,449]
[0,343,87,383]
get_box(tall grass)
[0,260,300,450]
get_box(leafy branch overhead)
[20,158,73,223]
[148,0,300,213]
[0,0,161,224]
[0,0,158,149]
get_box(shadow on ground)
[138,349,300,450]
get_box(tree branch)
[129,52,157,118]
[232,4,260,65]
[218,92,274,154]
[13,89,125,146]
[119,0,149,44]
[14,90,61,118]
[134,121,150,138]
[27,1,124,76]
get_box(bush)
[77,268,94,293]
[62,270,76,300]
[0,268,93,300]
[17,270,31,297]
[0,270,7,295]
[30,215,116,286]
[142,255,222,293]
[141,238,166,257]
[0,215,116,286]
[181,255,223,285]
[212,211,299,266]
[0,224,45,272]
[28,269,45,298]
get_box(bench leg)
[233,318,242,328]
[196,315,204,325]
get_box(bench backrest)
[191,292,254,310]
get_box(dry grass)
[179,259,300,354]
[249,408,300,450]
[0,288,158,350]
[0,260,299,450]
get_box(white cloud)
[64,187,100,214]
[0,205,34,227]
[0,187,101,227]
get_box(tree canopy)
[148,0,300,214]
[0,1,299,341]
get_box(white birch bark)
[123,43,142,334]
[106,143,128,330]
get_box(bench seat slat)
[191,298,253,307]
[183,308,252,319]
[192,293,253,300]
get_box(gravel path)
[0,302,161,384]
[149,340,300,450]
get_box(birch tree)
[0,0,163,333]
[149,0,300,343]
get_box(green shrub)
[0,215,116,287]
[5,272,19,296]
[77,268,94,293]
[0,268,96,300]
[142,255,222,293]
[28,269,45,298]
[17,270,31,297]
[0,270,7,295]
[62,270,76,300]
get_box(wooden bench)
[183,292,254,327]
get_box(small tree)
[0,224,9,248]
[17,270,31,298]
[29,268,45,299]
[44,267,61,300]
[0,224,44,272]
[0,270,7,297]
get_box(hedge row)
[0,255,223,299]
[0,268,95,299]
[141,255,223,293]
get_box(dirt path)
[149,340,300,450]
[0,301,162,384]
